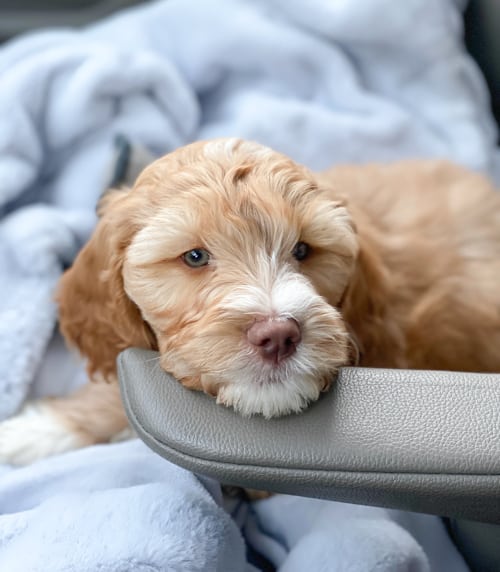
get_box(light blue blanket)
[0,440,251,572]
[0,0,497,569]
[0,437,470,572]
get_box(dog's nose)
[247,318,301,363]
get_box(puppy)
[1,138,500,464]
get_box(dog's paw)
[0,402,86,466]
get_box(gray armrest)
[118,348,500,523]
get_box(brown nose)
[247,318,301,364]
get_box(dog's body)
[319,160,500,373]
[1,138,500,464]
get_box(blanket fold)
[0,440,251,572]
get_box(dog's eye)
[182,248,211,268]
[292,241,310,261]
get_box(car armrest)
[118,348,500,523]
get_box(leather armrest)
[118,348,500,523]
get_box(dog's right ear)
[57,189,157,381]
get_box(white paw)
[0,402,85,466]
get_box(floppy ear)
[340,215,405,368]
[57,190,157,381]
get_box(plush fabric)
[245,494,470,572]
[0,440,252,572]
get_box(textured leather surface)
[118,348,500,522]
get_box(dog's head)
[59,139,359,417]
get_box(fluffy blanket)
[0,440,251,572]
[0,437,470,572]
[0,0,497,569]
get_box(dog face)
[59,139,358,418]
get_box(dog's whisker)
[143,355,162,365]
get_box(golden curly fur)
[2,138,500,463]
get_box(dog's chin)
[210,361,329,418]
[216,379,322,419]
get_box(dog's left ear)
[57,189,157,381]
[339,217,404,366]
